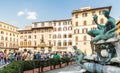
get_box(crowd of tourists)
[0,49,75,67]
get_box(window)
[82,13,87,17]
[10,38,12,41]
[34,35,36,39]
[20,41,23,46]
[75,22,78,26]
[24,41,27,46]
[68,34,72,38]
[34,23,37,27]
[63,21,67,25]
[75,36,78,42]
[54,41,56,46]
[41,22,44,26]
[20,36,23,39]
[83,36,87,41]
[54,35,57,39]
[74,30,76,34]
[99,10,102,15]
[63,41,67,46]
[84,42,86,45]
[75,14,78,18]
[41,47,45,53]
[76,29,79,34]
[28,35,31,39]
[59,22,61,26]
[68,41,72,45]
[82,29,84,33]
[92,20,95,25]
[0,24,2,27]
[92,11,95,16]
[34,41,36,46]
[58,41,61,46]
[68,27,72,30]
[83,21,87,25]
[28,41,31,46]
[49,41,51,45]
[1,31,4,34]
[49,34,51,38]
[1,36,4,40]
[63,27,67,31]
[5,37,7,41]
[58,27,62,31]
[48,47,52,53]
[54,22,56,26]
[58,34,61,38]
[100,18,104,24]
[54,28,57,31]
[82,28,88,33]
[63,34,67,38]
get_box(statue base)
[58,69,86,73]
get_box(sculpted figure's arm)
[106,20,118,34]
[93,15,105,30]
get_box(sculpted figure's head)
[73,46,77,50]
[102,10,109,18]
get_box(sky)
[0,0,120,29]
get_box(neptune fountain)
[73,10,120,73]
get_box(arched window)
[1,36,4,40]
[63,41,67,46]
[58,41,61,46]
[100,18,104,24]
[63,27,67,31]
[20,41,23,46]
[63,34,67,38]
[68,41,72,46]
[58,27,61,31]
[54,35,57,39]
[24,41,27,46]
[28,41,31,46]
[83,21,87,25]
[58,34,61,38]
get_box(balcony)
[38,43,53,47]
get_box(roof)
[32,19,72,24]
[72,6,112,14]
[0,21,19,29]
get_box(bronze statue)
[87,10,118,53]
[73,46,85,68]
[87,10,117,43]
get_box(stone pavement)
[44,64,82,73]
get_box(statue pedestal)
[58,69,86,73]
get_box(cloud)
[17,10,38,20]
[17,11,25,16]
[26,11,37,20]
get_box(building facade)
[18,6,113,54]
[116,21,120,35]
[53,19,73,52]
[18,22,54,53]
[0,22,19,51]
[72,6,111,55]
[18,19,73,53]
